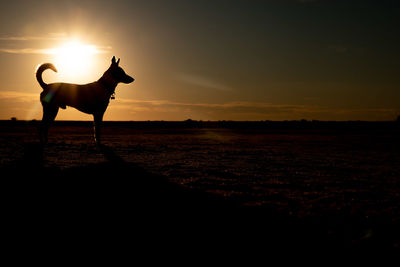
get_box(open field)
[1,120,400,249]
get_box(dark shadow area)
[21,142,44,167]
[2,143,260,250]
[98,144,125,164]
[1,143,398,250]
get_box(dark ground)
[1,120,399,251]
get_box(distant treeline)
[1,119,399,131]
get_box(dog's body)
[37,56,134,144]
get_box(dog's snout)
[124,75,134,84]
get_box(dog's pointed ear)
[111,56,116,65]
[116,58,120,66]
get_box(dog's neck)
[98,71,118,95]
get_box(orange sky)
[0,0,399,121]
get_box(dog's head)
[109,56,134,84]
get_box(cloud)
[0,48,51,54]
[0,32,68,41]
[111,98,320,119]
[1,91,397,121]
[175,73,232,92]
[0,91,42,120]
[112,98,398,121]
[117,98,310,111]
[0,45,111,55]
[0,33,111,54]
[0,35,64,41]
[0,91,37,102]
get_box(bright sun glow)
[48,40,101,82]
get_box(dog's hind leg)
[93,112,104,145]
[39,104,59,144]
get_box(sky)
[0,0,399,121]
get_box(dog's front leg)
[93,112,104,145]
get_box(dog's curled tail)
[36,63,57,89]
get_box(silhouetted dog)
[36,56,134,144]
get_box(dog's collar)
[98,77,117,96]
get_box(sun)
[48,39,100,82]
